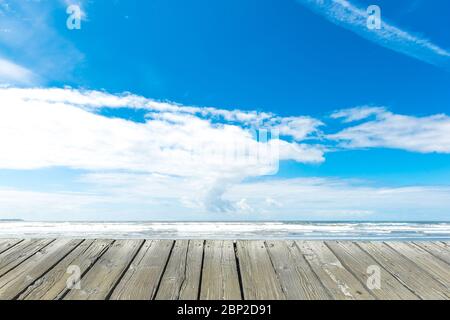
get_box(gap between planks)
[1,240,449,300]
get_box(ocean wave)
[0,221,449,240]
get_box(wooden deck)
[0,239,449,300]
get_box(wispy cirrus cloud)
[0,57,38,85]
[330,105,386,123]
[296,0,450,69]
[0,1,84,84]
[330,106,450,153]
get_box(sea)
[0,221,449,240]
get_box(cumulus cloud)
[1,87,450,217]
[0,87,324,169]
[329,107,450,153]
[0,87,324,213]
[1,87,323,138]
[296,0,450,69]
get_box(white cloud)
[0,57,37,85]
[2,176,450,221]
[329,107,450,153]
[0,88,323,139]
[331,106,386,122]
[270,116,323,140]
[265,197,282,208]
[0,188,106,220]
[296,0,450,69]
[1,87,450,218]
[227,177,450,220]
[278,140,325,163]
[0,87,324,212]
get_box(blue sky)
[0,0,449,221]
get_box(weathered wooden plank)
[0,239,22,255]
[0,239,82,299]
[0,239,53,278]
[19,239,113,300]
[110,240,173,300]
[358,242,450,300]
[266,240,330,300]
[0,239,449,301]
[155,240,203,300]
[295,241,374,300]
[237,240,285,300]
[63,240,143,300]
[414,241,450,265]
[432,241,449,249]
[200,240,241,300]
[385,242,450,289]
[179,240,204,300]
[326,241,418,300]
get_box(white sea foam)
[0,221,449,240]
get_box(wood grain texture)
[110,240,173,300]
[179,240,204,300]
[358,242,450,300]
[266,240,330,300]
[414,241,450,265]
[19,239,113,300]
[326,241,418,300]
[295,241,374,300]
[0,239,448,300]
[0,239,53,278]
[155,240,203,300]
[0,239,82,299]
[63,240,142,300]
[237,241,285,300]
[0,239,22,255]
[200,240,241,300]
[385,242,450,289]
